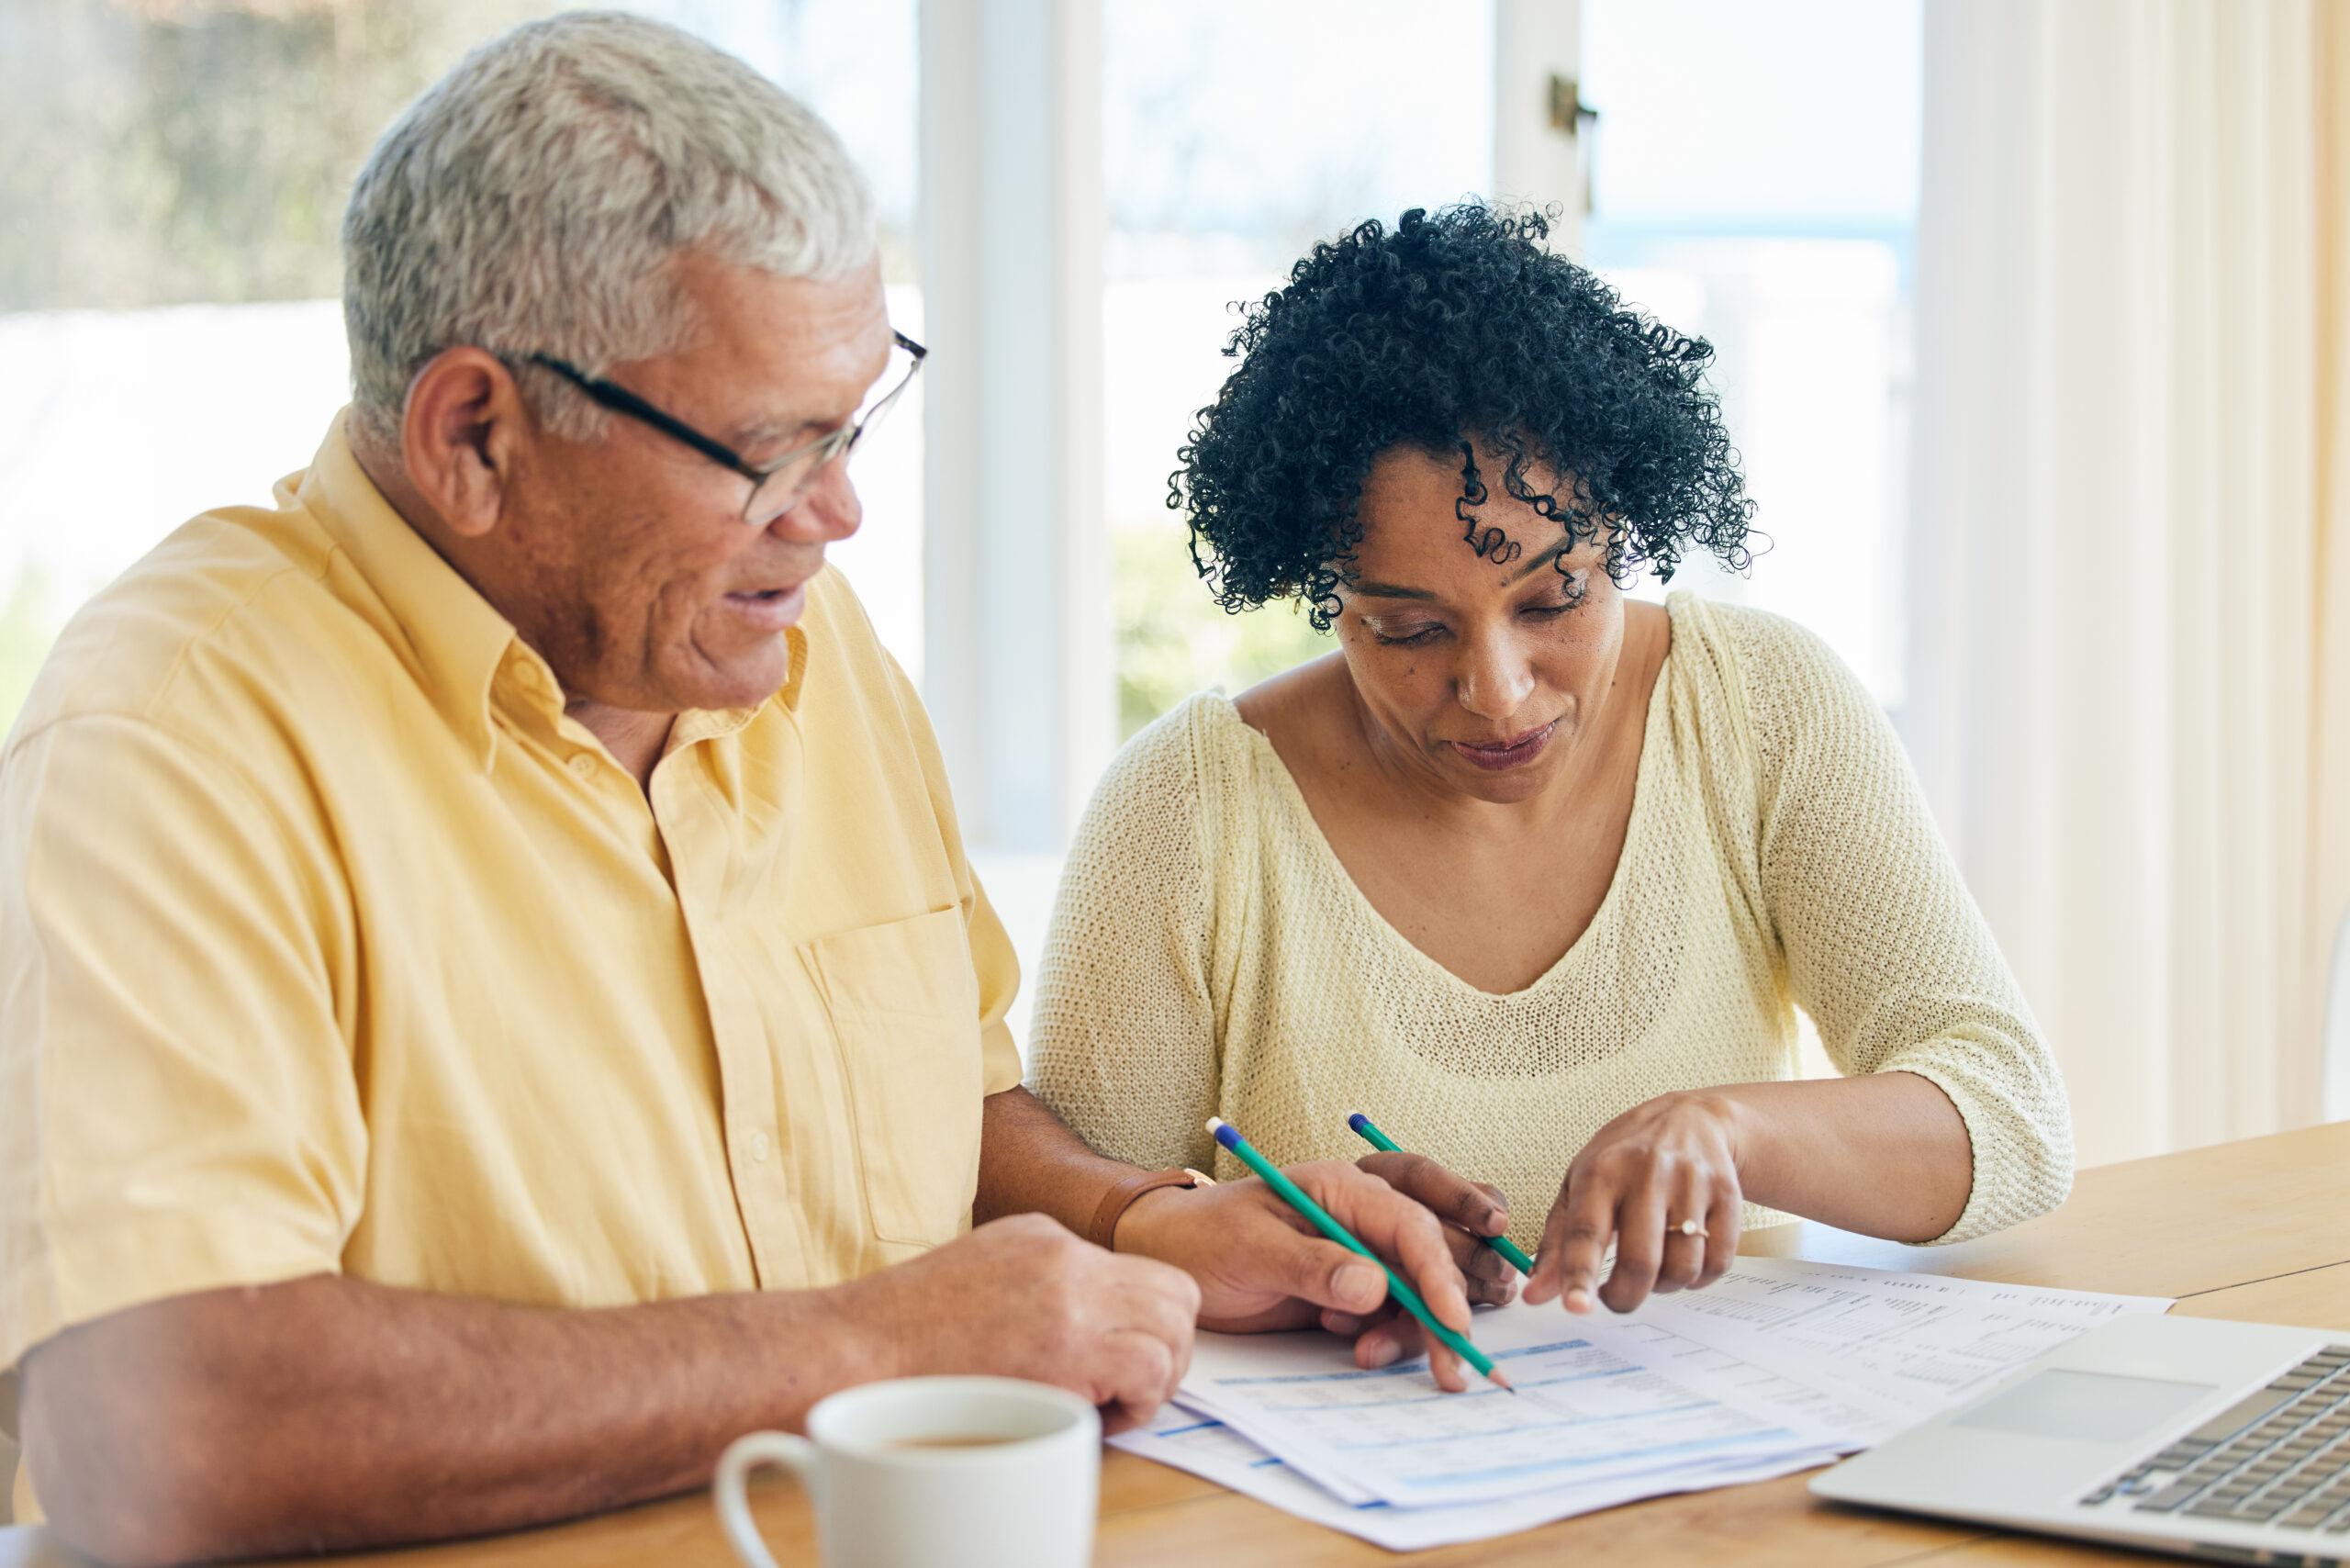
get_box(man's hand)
[844,1213,1201,1433]
[1113,1159,1484,1393]
[1523,1090,1743,1316]
[1310,1150,1522,1369]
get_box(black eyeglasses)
[528,330,926,526]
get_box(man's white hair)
[342,10,875,445]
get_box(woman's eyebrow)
[1350,580,1438,601]
[1505,537,1575,584]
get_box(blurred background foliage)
[1113,524,1327,736]
[0,571,56,732]
[0,0,567,311]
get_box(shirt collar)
[291,411,811,770]
[293,412,521,769]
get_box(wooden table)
[6,1120,2346,1566]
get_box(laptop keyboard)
[2078,1345,2350,1533]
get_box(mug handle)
[714,1430,820,1568]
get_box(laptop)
[1811,1314,2350,1564]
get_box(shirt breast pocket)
[808,907,987,1249]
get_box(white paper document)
[1117,1404,1844,1553]
[1171,1300,1853,1507]
[1627,1258,2176,1439]
[1110,1257,2177,1551]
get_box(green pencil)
[1348,1112,1539,1277]
[1205,1116,1514,1393]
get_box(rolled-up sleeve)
[1737,613,2075,1243]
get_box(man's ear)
[398,348,531,541]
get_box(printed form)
[1629,1259,2175,1439]
[1165,1300,1857,1507]
[1112,1257,2175,1551]
[1119,1406,1841,1553]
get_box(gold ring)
[1673,1218,1704,1238]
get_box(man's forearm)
[975,1085,1138,1238]
[1711,1070,1974,1241]
[23,1271,898,1566]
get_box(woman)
[1028,204,2072,1360]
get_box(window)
[1581,0,1919,708]
[1102,0,1496,736]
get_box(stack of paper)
[1113,1259,2173,1551]
[1620,1258,2175,1443]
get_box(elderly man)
[0,14,1502,1565]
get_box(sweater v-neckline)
[1221,599,1679,1002]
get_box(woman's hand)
[1523,1090,1744,1315]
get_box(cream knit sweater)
[1028,593,2074,1249]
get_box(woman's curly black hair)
[1171,202,1755,630]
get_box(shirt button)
[567,753,598,780]
[750,1131,772,1162]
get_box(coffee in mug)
[715,1376,1101,1568]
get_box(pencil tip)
[1491,1370,1516,1394]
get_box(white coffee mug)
[714,1376,1102,1568]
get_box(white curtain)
[1910,0,2350,1166]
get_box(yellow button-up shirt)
[0,417,1022,1387]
